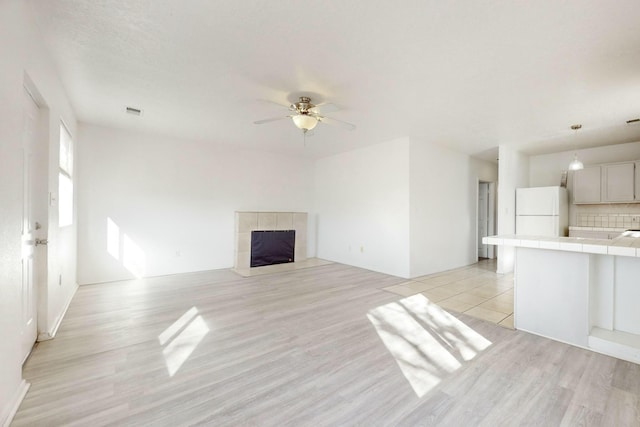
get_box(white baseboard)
[1,380,30,427]
[37,284,78,341]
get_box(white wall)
[314,136,497,279]
[497,145,529,273]
[0,1,77,423]
[315,138,411,278]
[409,139,498,277]
[77,124,315,284]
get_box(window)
[59,123,73,227]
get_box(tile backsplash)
[576,213,640,228]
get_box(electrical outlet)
[360,246,364,253]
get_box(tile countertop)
[482,235,640,258]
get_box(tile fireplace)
[234,212,307,270]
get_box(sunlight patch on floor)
[158,306,198,346]
[159,307,210,377]
[368,294,491,397]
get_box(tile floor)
[383,258,514,329]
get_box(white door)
[21,87,45,362]
[478,183,489,258]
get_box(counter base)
[589,328,640,365]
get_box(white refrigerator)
[516,186,568,237]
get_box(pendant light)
[568,124,584,171]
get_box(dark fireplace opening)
[250,230,295,268]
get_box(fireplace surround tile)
[293,213,307,230]
[237,232,251,252]
[237,212,258,233]
[276,212,293,230]
[295,245,307,262]
[237,251,250,269]
[258,212,277,230]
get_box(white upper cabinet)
[573,161,640,204]
[573,166,601,204]
[602,162,635,202]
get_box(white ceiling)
[28,1,640,159]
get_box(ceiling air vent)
[626,118,640,124]
[125,106,143,116]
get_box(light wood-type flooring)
[14,262,640,426]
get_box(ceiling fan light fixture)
[254,96,354,135]
[292,114,318,131]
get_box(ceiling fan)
[254,96,356,134]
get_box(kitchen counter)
[483,234,640,257]
[484,234,640,365]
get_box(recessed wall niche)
[234,212,307,269]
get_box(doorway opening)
[477,181,496,261]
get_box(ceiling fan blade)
[318,116,356,131]
[253,115,292,124]
[311,103,340,114]
[257,99,295,111]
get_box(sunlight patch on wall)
[159,307,209,377]
[107,217,120,260]
[106,217,147,278]
[368,294,491,398]
[123,234,146,278]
